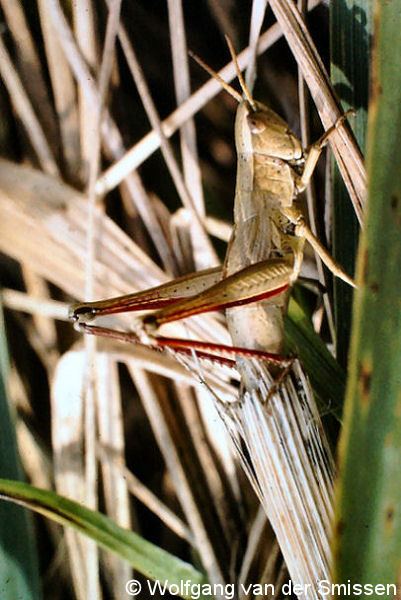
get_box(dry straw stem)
[46,0,182,274]
[0,0,59,154]
[167,0,213,270]
[37,0,81,178]
[76,4,124,595]
[73,0,98,176]
[245,0,269,92]
[217,358,335,597]
[96,444,195,545]
[296,0,336,343]
[51,350,90,600]
[90,351,131,595]
[0,35,59,177]
[167,0,204,216]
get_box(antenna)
[189,37,257,110]
[224,35,257,111]
[188,50,242,104]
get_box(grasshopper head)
[189,42,303,162]
[245,101,302,161]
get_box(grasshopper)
[71,39,354,369]
[70,38,355,598]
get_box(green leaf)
[333,0,401,586]
[330,0,372,367]
[0,479,208,600]
[286,298,346,420]
[0,300,42,600]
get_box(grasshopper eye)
[247,114,266,134]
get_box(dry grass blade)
[167,0,211,270]
[0,0,59,153]
[72,0,97,179]
[268,0,366,222]
[97,447,194,544]
[20,267,59,372]
[127,366,226,587]
[115,17,217,269]
[245,0,268,92]
[37,0,81,179]
[0,160,162,295]
[96,353,132,596]
[0,36,59,176]
[167,0,204,216]
[296,1,336,343]
[84,0,122,297]
[238,506,279,592]
[80,12,123,593]
[1,289,69,321]
[69,5,114,588]
[51,350,88,600]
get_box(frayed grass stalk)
[217,359,334,598]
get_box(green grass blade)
[0,301,42,600]
[286,298,346,420]
[330,0,373,367]
[0,479,208,599]
[333,0,401,586]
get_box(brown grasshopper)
[70,39,354,370]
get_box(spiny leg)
[282,206,356,288]
[74,321,291,369]
[70,259,292,333]
[144,258,292,330]
[298,221,356,287]
[285,110,357,288]
[70,260,294,370]
[297,109,355,191]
